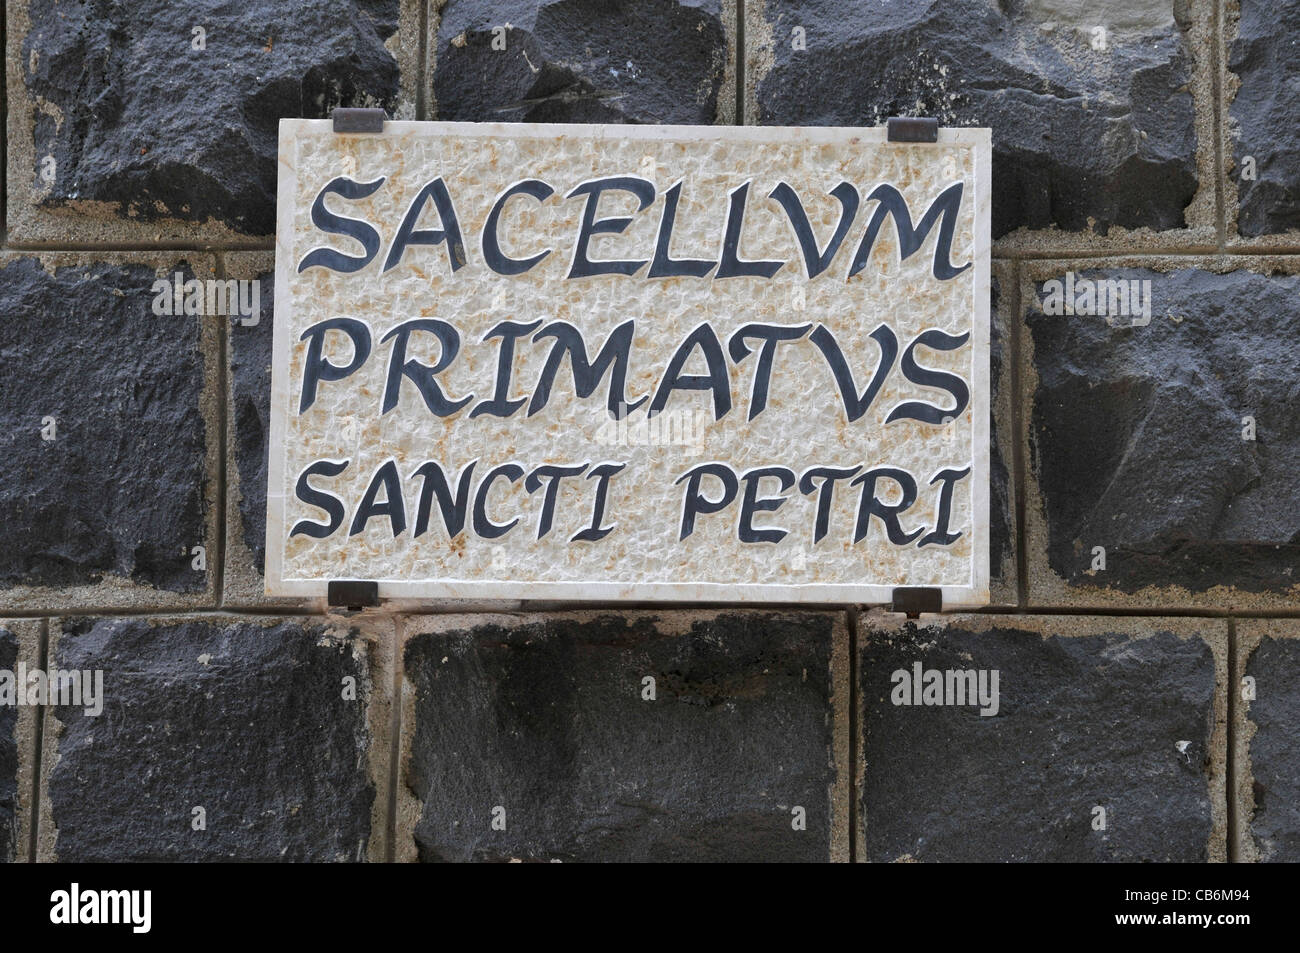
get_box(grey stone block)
[748,0,1212,245]
[858,612,1227,862]
[38,615,393,862]
[1022,261,1300,608]
[431,0,735,124]
[0,253,219,612]
[6,0,422,242]
[397,609,849,862]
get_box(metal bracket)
[332,107,387,134]
[891,586,942,618]
[328,580,380,610]
[886,117,939,144]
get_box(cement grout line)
[735,0,745,127]
[846,605,858,863]
[416,0,429,121]
[0,606,326,620]
[1211,0,1228,251]
[386,617,403,863]
[10,242,1300,260]
[1226,616,1239,862]
[995,244,1220,259]
[1,241,274,253]
[966,605,1299,620]
[2,0,8,241]
[25,618,47,864]
[6,603,1300,620]
[213,253,229,610]
[1222,242,1300,255]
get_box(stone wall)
[0,0,1295,862]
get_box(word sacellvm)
[297,173,971,283]
[0,663,103,716]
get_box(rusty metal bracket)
[891,586,942,618]
[327,580,380,609]
[332,107,386,134]
[886,117,940,143]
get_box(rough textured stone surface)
[755,0,1198,238]
[44,617,376,861]
[434,0,729,123]
[859,614,1224,862]
[1229,0,1300,237]
[0,629,18,864]
[402,611,845,862]
[20,0,402,235]
[0,257,209,595]
[1026,267,1300,597]
[230,273,274,575]
[1241,627,1300,861]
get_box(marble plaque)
[268,120,991,604]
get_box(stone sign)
[268,120,991,604]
